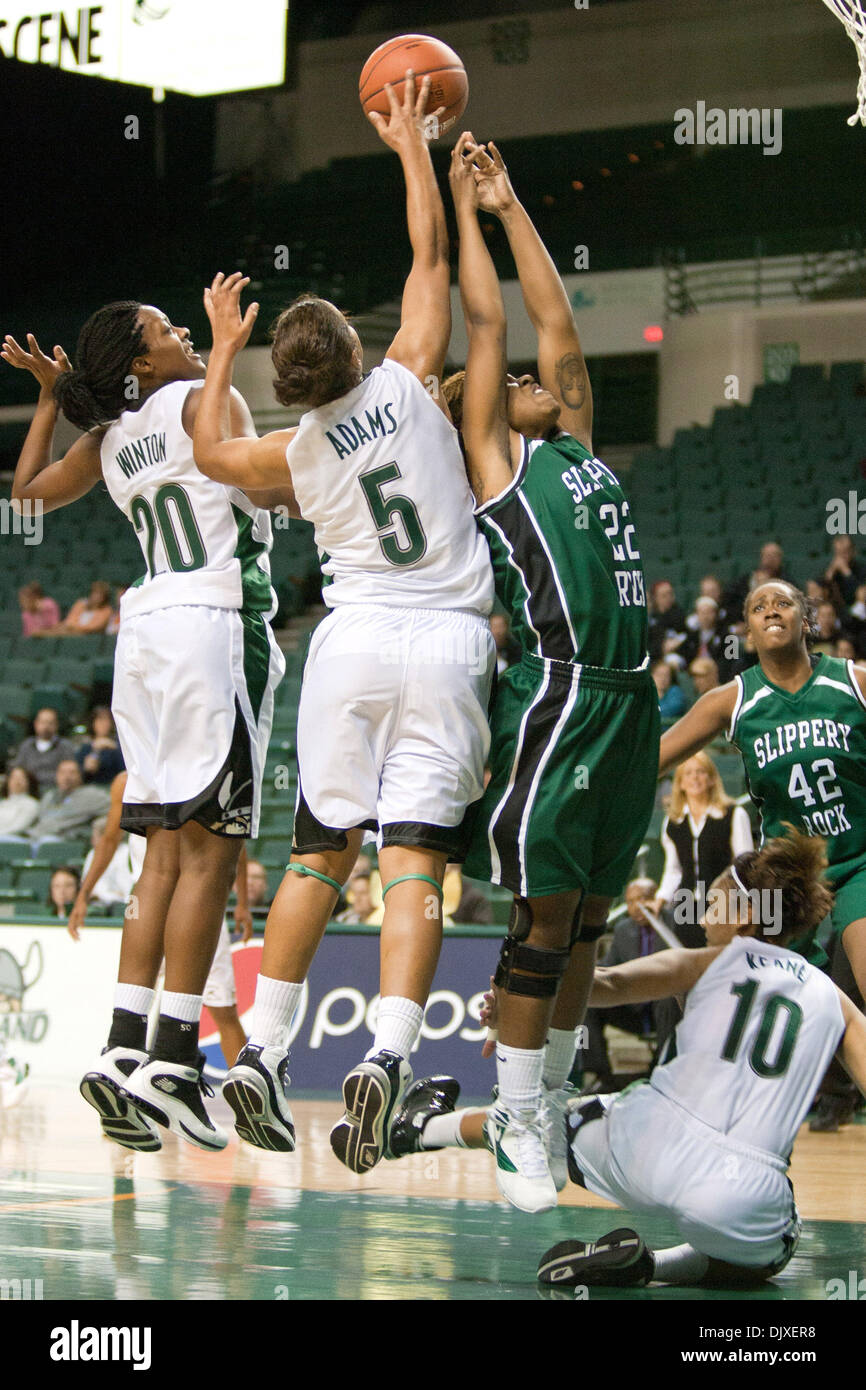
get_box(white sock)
[420,1111,469,1149]
[160,991,201,1023]
[249,976,304,1050]
[542,1027,578,1090]
[496,1042,545,1113]
[650,1244,709,1285]
[368,996,423,1061]
[114,983,154,1016]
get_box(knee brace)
[494,897,571,999]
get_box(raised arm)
[193,273,298,492]
[658,682,738,775]
[472,142,592,450]
[2,333,103,512]
[589,946,722,1009]
[448,133,513,504]
[369,73,450,396]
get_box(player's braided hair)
[441,370,465,431]
[270,295,361,410]
[53,301,145,431]
[731,826,833,945]
[744,580,817,644]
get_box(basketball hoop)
[822,0,866,125]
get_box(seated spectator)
[47,865,82,919]
[581,878,666,1090]
[652,659,686,719]
[246,858,271,916]
[26,759,111,848]
[77,707,125,786]
[36,580,113,637]
[835,636,858,661]
[680,596,726,667]
[688,655,719,696]
[446,864,494,925]
[13,708,77,795]
[0,767,40,838]
[106,586,127,636]
[724,541,797,623]
[335,861,378,925]
[813,600,841,656]
[490,612,520,673]
[18,581,60,637]
[647,580,686,663]
[825,535,866,608]
[805,577,833,607]
[80,815,136,914]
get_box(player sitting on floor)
[389,829,866,1289]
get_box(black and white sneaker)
[223,1043,296,1152]
[120,1051,228,1151]
[388,1076,461,1159]
[537,1227,654,1288]
[80,1047,162,1153]
[329,1050,412,1174]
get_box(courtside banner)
[0,922,499,1096]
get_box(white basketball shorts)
[568,1085,801,1271]
[293,604,495,856]
[201,922,237,1009]
[113,604,284,840]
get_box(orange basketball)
[359,34,468,138]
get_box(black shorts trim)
[291,779,375,854]
[492,672,573,888]
[380,821,464,855]
[120,700,255,840]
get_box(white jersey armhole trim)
[474,434,532,517]
[727,673,745,742]
[847,658,866,711]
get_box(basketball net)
[822,0,866,124]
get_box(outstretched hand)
[367,69,445,151]
[1,333,71,394]
[448,131,482,212]
[203,272,259,355]
[471,141,516,217]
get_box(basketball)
[359,34,468,136]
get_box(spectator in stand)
[825,535,866,608]
[47,865,81,919]
[246,858,271,915]
[652,659,686,720]
[26,759,111,848]
[336,861,377,925]
[813,600,841,657]
[106,586,127,636]
[681,596,726,666]
[580,878,666,1092]
[13,708,77,795]
[35,580,114,637]
[805,577,833,607]
[0,767,40,838]
[724,541,796,623]
[836,636,858,662]
[77,707,125,786]
[447,863,494,925]
[652,752,754,947]
[489,612,520,674]
[688,655,719,696]
[18,581,60,637]
[647,580,686,663]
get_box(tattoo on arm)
[555,352,586,410]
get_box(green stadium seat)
[33,840,89,864]
[829,361,865,394]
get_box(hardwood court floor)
[0,1084,864,1301]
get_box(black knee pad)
[494,897,571,999]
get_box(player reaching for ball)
[191,73,495,1171]
[393,831,866,1289]
[659,579,866,984]
[442,136,658,1213]
[2,304,287,1153]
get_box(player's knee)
[494,897,571,999]
[571,892,610,945]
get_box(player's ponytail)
[53,301,145,431]
[732,826,833,946]
[270,296,361,410]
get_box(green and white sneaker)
[542,1081,576,1193]
[485,1104,558,1214]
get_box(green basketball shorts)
[463,653,660,899]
